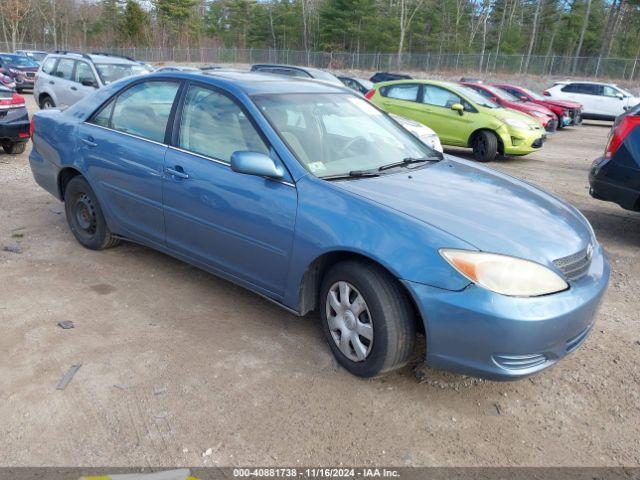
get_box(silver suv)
[34,51,148,110]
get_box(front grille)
[553,247,592,281]
[566,325,591,353]
[25,72,35,78]
[532,137,544,148]
[569,108,582,125]
[493,353,547,370]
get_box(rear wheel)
[64,176,119,250]
[40,95,55,109]
[320,260,416,378]
[472,130,498,162]
[3,142,26,155]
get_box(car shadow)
[580,204,640,248]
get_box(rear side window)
[90,81,180,143]
[41,57,57,75]
[563,83,601,95]
[177,85,269,162]
[54,59,75,80]
[383,84,419,101]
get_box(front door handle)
[81,137,97,148]
[166,166,189,179]
[70,86,77,91]
[49,80,55,85]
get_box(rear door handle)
[166,166,189,179]
[81,137,97,148]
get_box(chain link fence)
[4,42,640,80]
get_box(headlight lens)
[499,117,528,130]
[440,249,568,297]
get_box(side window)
[91,101,114,128]
[422,85,463,108]
[41,57,57,75]
[384,84,419,101]
[603,85,619,97]
[110,81,180,142]
[75,62,96,85]
[178,85,269,162]
[561,84,578,93]
[54,59,75,80]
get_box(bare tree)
[572,0,592,73]
[0,0,33,50]
[523,0,543,72]
[396,0,425,67]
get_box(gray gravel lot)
[1,93,639,467]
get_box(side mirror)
[230,151,284,180]
[616,92,624,100]
[451,103,464,116]
[490,96,498,103]
[81,79,97,87]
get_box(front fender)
[283,175,474,310]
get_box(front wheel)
[64,176,120,250]
[320,260,416,378]
[3,142,26,154]
[40,96,55,109]
[472,130,498,162]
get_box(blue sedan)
[29,71,610,380]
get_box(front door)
[78,79,181,246]
[418,84,475,145]
[162,83,297,298]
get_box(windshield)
[0,55,38,67]
[95,63,147,84]
[28,52,48,62]
[484,84,519,101]
[618,86,635,97]
[357,78,374,90]
[451,83,500,108]
[519,87,544,100]
[254,93,437,178]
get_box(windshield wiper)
[378,156,441,171]
[322,170,380,181]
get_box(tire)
[3,142,26,155]
[40,96,55,109]
[63,176,120,250]
[556,114,565,130]
[16,88,23,94]
[472,130,498,162]
[320,260,416,378]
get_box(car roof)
[154,70,350,95]
[553,80,617,87]
[377,79,462,90]
[46,52,139,65]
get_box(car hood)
[483,106,540,127]
[542,99,582,110]
[334,157,593,264]
[12,65,38,72]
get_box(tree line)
[2,0,640,63]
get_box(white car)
[391,114,443,153]
[544,81,640,121]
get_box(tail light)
[604,115,640,160]
[0,92,26,110]
[543,90,550,96]
[364,89,376,100]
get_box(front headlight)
[440,249,568,297]
[531,111,545,118]
[499,117,529,130]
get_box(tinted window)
[107,81,179,142]
[562,83,600,95]
[384,84,419,101]
[422,85,463,108]
[75,62,96,84]
[41,57,57,75]
[54,59,75,80]
[178,85,269,162]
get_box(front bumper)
[15,75,35,88]
[499,126,546,155]
[403,245,610,380]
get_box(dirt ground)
[1,93,639,468]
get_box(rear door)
[562,83,599,115]
[77,79,181,245]
[162,82,297,298]
[376,83,423,120]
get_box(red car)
[462,81,558,133]
[493,83,582,129]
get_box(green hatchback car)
[367,80,545,162]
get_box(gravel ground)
[0,93,639,467]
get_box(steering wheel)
[339,136,367,156]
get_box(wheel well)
[38,93,52,107]
[58,167,82,200]
[468,128,504,155]
[298,251,424,332]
